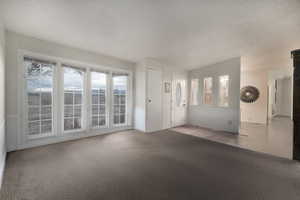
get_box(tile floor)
[171,116,293,159]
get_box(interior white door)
[146,68,162,132]
[172,72,188,127]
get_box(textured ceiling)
[1,0,300,69]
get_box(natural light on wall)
[190,79,199,105]
[203,77,213,105]
[219,75,229,107]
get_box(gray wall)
[5,31,135,151]
[0,24,6,186]
[188,58,241,133]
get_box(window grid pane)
[91,71,107,128]
[25,58,54,137]
[63,66,84,131]
[113,75,127,125]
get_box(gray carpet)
[1,129,300,200]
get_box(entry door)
[146,68,162,132]
[172,72,188,127]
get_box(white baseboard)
[0,151,6,189]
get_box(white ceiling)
[1,0,300,69]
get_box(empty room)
[0,0,300,200]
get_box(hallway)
[172,116,293,159]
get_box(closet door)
[146,68,162,132]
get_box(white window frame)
[17,50,133,147]
[22,57,57,140]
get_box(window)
[203,77,213,105]
[112,73,128,125]
[63,65,85,131]
[25,57,54,138]
[190,79,199,105]
[21,52,132,143]
[219,75,229,107]
[91,71,107,128]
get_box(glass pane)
[28,92,40,106]
[74,93,82,105]
[41,106,52,120]
[99,105,105,115]
[114,115,119,124]
[99,117,106,126]
[41,64,53,77]
[120,105,126,114]
[41,92,52,105]
[64,93,73,105]
[28,121,40,135]
[26,61,40,77]
[99,95,105,104]
[176,83,182,106]
[112,75,128,125]
[41,120,52,134]
[64,106,73,117]
[92,105,99,115]
[114,105,119,114]
[64,119,73,130]
[63,67,84,92]
[40,76,53,92]
[203,77,213,105]
[92,93,99,105]
[92,116,98,127]
[91,72,106,90]
[114,95,119,104]
[28,107,40,121]
[74,118,81,129]
[219,75,229,107]
[190,79,199,106]
[120,95,126,104]
[25,58,54,138]
[74,105,82,117]
[120,115,125,124]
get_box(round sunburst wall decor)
[240,86,260,103]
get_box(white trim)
[0,120,6,189]
[0,152,6,189]
[17,126,133,150]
